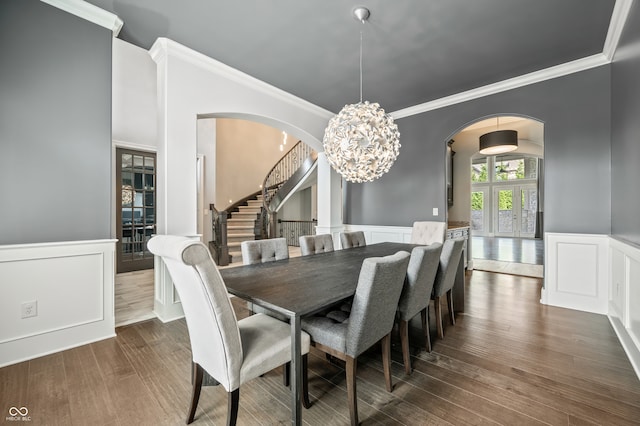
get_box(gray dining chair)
[340,231,366,249]
[396,243,442,374]
[431,238,465,339]
[299,234,334,256]
[241,238,289,320]
[409,221,446,245]
[301,251,411,426]
[147,235,310,425]
[241,237,289,264]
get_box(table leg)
[290,314,302,426]
[453,251,465,313]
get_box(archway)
[446,115,544,277]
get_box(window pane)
[471,159,488,182]
[471,191,484,231]
[495,156,524,181]
[497,189,513,233]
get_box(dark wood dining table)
[219,241,465,425]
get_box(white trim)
[603,0,635,61]
[392,54,609,119]
[112,139,157,153]
[0,239,116,367]
[149,38,334,121]
[608,237,640,379]
[40,0,123,36]
[541,233,609,314]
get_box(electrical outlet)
[21,301,37,319]
[432,207,438,216]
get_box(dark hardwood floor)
[2,270,639,425]
[472,236,544,265]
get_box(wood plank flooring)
[2,270,639,425]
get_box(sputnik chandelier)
[322,7,400,183]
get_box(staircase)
[210,141,317,266]
[226,196,263,264]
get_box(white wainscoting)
[342,224,413,247]
[542,233,609,314]
[0,239,116,367]
[608,238,640,378]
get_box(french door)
[116,148,156,273]
[493,184,537,238]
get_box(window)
[471,158,488,182]
[494,155,537,181]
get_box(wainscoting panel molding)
[0,239,116,367]
[342,224,412,248]
[542,233,609,314]
[609,237,640,378]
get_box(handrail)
[262,141,315,213]
[209,203,229,266]
[261,141,317,237]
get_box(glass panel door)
[494,187,515,236]
[519,184,537,238]
[117,148,156,273]
[493,185,537,238]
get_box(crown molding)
[603,0,634,60]
[40,0,123,36]
[391,53,610,119]
[149,38,334,120]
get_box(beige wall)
[215,118,295,210]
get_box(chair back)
[340,231,367,249]
[299,234,334,256]
[148,235,243,391]
[241,237,289,265]
[432,238,465,297]
[397,243,443,321]
[409,221,446,245]
[346,251,411,357]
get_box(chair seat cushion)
[301,312,349,353]
[238,313,310,385]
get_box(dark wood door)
[116,148,156,273]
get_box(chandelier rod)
[360,28,363,103]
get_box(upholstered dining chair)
[241,238,289,320]
[147,235,310,425]
[301,251,411,426]
[396,243,442,374]
[409,221,447,245]
[340,231,367,249]
[431,238,465,339]
[299,234,334,256]
[241,237,289,264]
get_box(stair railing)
[209,203,230,266]
[261,141,317,237]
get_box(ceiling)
[85,0,620,115]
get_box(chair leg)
[381,334,394,392]
[399,320,412,375]
[345,356,359,426]
[187,362,204,424]
[283,361,290,387]
[226,389,239,426]
[446,290,456,325]
[302,354,311,409]
[434,296,444,339]
[421,307,432,353]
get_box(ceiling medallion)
[322,7,400,183]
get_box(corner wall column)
[315,153,344,243]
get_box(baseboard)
[608,314,640,379]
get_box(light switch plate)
[432,207,438,216]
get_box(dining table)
[219,241,465,425]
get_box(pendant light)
[322,7,401,183]
[479,117,518,155]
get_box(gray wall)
[611,1,640,246]
[345,66,612,235]
[0,0,112,245]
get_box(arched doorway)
[447,115,544,277]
